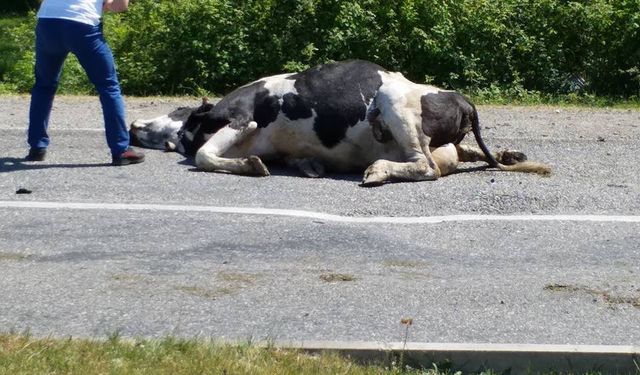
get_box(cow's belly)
[224,118,399,172]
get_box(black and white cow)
[130,60,550,185]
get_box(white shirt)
[37,0,104,26]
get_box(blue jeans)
[28,18,129,156]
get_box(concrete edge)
[265,341,640,373]
[12,334,640,373]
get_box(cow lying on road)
[130,60,551,185]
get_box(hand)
[103,0,128,12]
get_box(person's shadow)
[0,157,109,172]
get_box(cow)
[130,60,551,185]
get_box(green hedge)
[2,0,639,97]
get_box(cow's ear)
[187,111,208,123]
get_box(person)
[26,0,144,165]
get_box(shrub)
[2,0,639,97]
[3,13,93,94]
[0,0,39,13]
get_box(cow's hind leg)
[286,158,326,178]
[430,143,459,176]
[195,122,270,176]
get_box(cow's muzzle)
[164,141,177,152]
[129,129,143,147]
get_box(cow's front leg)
[195,122,270,176]
[362,112,440,185]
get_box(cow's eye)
[177,129,185,140]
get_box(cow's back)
[227,61,393,170]
[285,60,385,148]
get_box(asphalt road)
[1,96,639,345]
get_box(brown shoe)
[112,147,145,166]
[25,147,47,161]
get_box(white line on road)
[2,201,640,224]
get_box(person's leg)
[66,22,137,161]
[27,19,69,157]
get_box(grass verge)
[467,86,640,109]
[0,334,623,375]
[0,334,458,375]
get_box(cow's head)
[129,98,214,152]
[177,103,233,156]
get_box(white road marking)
[2,201,640,224]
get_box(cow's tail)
[470,107,552,176]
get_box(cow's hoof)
[294,158,326,178]
[248,155,270,176]
[362,162,389,186]
[498,149,527,165]
[361,178,385,187]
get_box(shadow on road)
[0,157,109,173]
[177,157,363,183]
[451,165,491,175]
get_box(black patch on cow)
[128,129,143,147]
[289,60,386,148]
[281,93,313,120]
[179,81,273,155]
[420,91,475,148]
[180,109,229,156]
[169,105,210,122]
[367,106,393,143]
[253,90,281,128]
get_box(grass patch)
[383,260,428,269]
[174,285,235,300]
[468,86,640,109]
[544,283,640,309]
[217,271,260,285]
[110,274,146,283]
[0,334,458,375]
[319,273,356,283]
[174,271,262,299]
[0,252,30,261]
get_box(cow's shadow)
[0,157,108,173]
[178,157,362,183]
[177,157,490,182]
[450,165,491,175]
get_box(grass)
[467,87,640,109]
[0,334,462,375]
[0,334,625,375]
